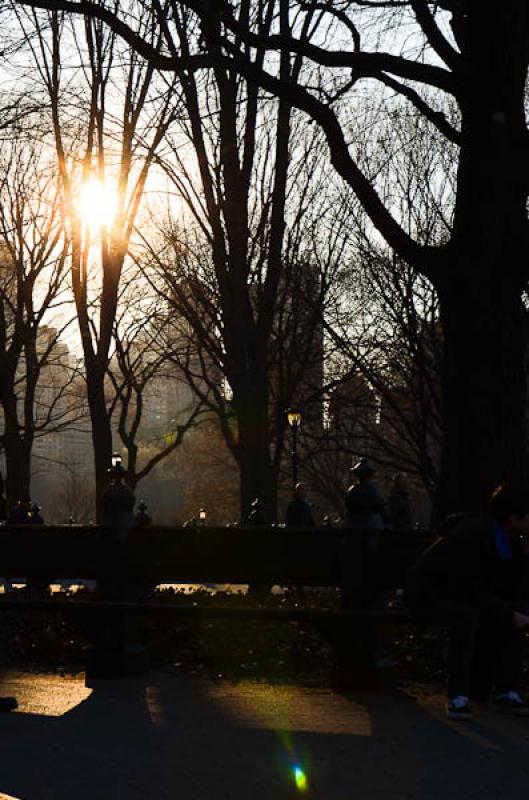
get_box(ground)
[1,670,529,799]
[1,595,529,798]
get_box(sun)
[78,179,118,229]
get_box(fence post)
[328,531,379,690]
[86,461,149,680]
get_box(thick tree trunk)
[4,433,32,512]
[1,392,32,511]
[235,378,278,523]
[86,378,114,521]
[239,443,277,524]
[433,4,529,518]
[436,280,527,517]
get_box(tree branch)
[377,72,460,144]
[410,0,461,69]
[222,42,447,277]
[15,0,211,71]
[219,10,456,94]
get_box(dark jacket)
[343,479,386,530]
[388,489,413,530]
[286,498,316,529]
[406,516,529,627]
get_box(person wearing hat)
[343,458,386,530]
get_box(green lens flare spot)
[293,766,308,792]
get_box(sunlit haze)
[78,178,118,229]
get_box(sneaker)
[490,690,529,715]
[0,697,17,712]
[447,696,472,720]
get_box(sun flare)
[78,179,118,229]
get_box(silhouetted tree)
[133,2,342,520]
[12,7,186,511]
[13,1,529,514]
[0,141,78,510]
[108,267,205,489]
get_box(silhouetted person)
[343,459,386,530]
[7,496,32,524]
[30,503,44,524]
[286,482,316,529]
[406,484,529,720]
[388,472,413,530]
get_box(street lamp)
[287,408,302,492]
[199,508,207,527]
[111,452,123,470]
[109,452,128,481]
[100,451,135,529]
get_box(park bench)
[0,524,435,683]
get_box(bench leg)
[319,618,380,691]
[86,612,149,680]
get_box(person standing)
[406,484,529,720]
[343,459,386,530]
[388,472,413,530]
[285,482,316,529]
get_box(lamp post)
[199,508,207,527]
[287,408,302,493]
[99,451,135,531]
[111,452,124,470]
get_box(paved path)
[1,670,529,799]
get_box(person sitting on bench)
[406,483,529,720]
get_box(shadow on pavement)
[0,671,529,799]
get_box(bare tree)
[129,1,346,520]
[12,7,189,511]
[304,102,452,517]
[210,1,529,516]
[14,1,529,514]
[107,264,205,489]
[303,253,442,518]
[47,467,95,523]
[0,140,78,509]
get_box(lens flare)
[293,765,308,792]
